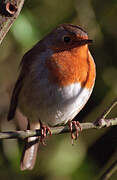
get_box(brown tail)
[20,122,40,170]
[20,136,39,170]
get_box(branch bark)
[99,160,117,180]
[0,117,117,140]
[0,0,24,44]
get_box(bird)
[7,24,96,170]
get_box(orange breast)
[46,45,96,89]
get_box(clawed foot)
[68,120,82,145]
[40,125,52,145]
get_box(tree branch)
[0,117,117,140]
[0,0,24,44]
[99,160,117,180]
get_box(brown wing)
[7,52,28,121]
[7,48,35,121]
[7,74,24,120]
[7,41,45,121]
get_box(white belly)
[38,82,92,126]
[19,79,93,126]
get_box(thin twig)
[0,118,117,140]
[94,99,117,126]
[99,160,117,180]
[102,99,117,119]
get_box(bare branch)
[94,99,117,125]
[0,117,117,140]
[0,0,24,44]
[99,160,117,180]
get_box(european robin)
[8,24,96,170]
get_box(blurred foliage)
[0,0,117,179]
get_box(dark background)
[0,0,117,179]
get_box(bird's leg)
[27,121,30,130]
[68,120,82,145]
[40,121,52,145]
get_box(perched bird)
[7,24,96,170]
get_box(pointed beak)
[79,39,93,45]
[74,38,93,46]
[84,39,93,44]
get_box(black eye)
[63,36,71,43]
